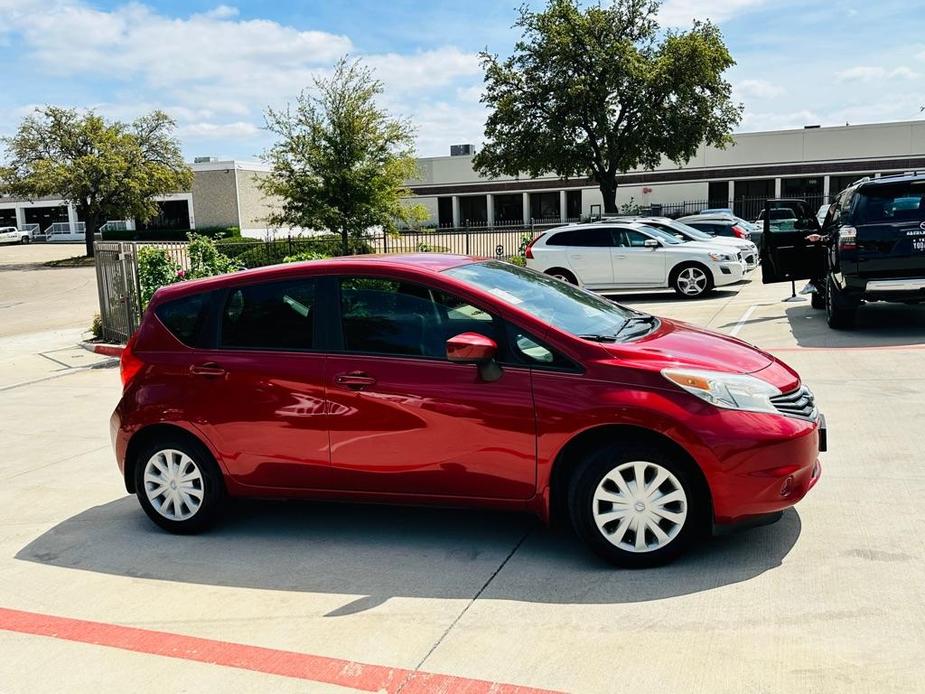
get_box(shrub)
[507,255,527,267]
[137,245,181,307]
[102,226,240,242]
[283,251,330,263]
[186,233,243,278]
[90,313,103,339]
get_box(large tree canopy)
[0,107,192,256]
[474,0,742,213]
[260,57,423,253]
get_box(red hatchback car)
[112,254,824,566]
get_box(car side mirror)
[447,332,502,382]
[644,238,659,249]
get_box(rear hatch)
[852,180,925,279]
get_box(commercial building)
[405,120,925,225]
[0,158,278,240]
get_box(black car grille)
[770,385,817,420]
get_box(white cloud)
[735,79,785,99]
[0,0,482,156]
[836,65,920,82]
[658,0,767,26]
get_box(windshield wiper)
[578,333,620,343]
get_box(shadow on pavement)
[784,301,925,348]
[17,497,801,609]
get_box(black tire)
[670,263,715,299]
[810,288,825,309]
[133,434,225,534]
[20,235,30,245]
[825,274,857,329]
[545,268,578,285]
[567,440,705,568]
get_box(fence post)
[383,230,388,254]
[465,226,470,255]
[288,234,293,256]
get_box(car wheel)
[134,435,225,533]
[825,275,856,330]
[810,289,825,309]
[567,441,703,567]
[545,268,578,285]
[20,235,30,245]
[671,263,714,299]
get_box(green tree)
[474,0,742,214]
[260,57,427,254]
[0,107,192,256]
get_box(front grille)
[770,385,817,420]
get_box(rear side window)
[546,229,614,247]
[221,279,316,350]
[155,293,210,348]
[855,183,925,224]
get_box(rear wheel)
[671,263,714,299]
[567,441,704,567]
[825,274,857,329]
[134,435,225,533]
[545,268,577,285]
[20,235,30,244]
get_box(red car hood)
[601,317,797,390]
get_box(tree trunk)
[600,177,619,215]
[340,228,349,256]
[84,212,100,258]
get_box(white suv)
[618,216,759,271]
[525,222,745,298]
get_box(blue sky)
[1,0,923,161]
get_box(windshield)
[444,260,635,339]
[660,221,713,241]
[637,225,683,245]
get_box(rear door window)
[546,229,615,247]
[220,279,316,350]
[155,293,210,347]
[855,183,925,224]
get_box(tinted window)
[339,278,500,359]
[546,228,614,247]
[855,182,925,224]
[221,279,316,350]
[155,293,210,347]
[618,229,652,247]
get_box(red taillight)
[731,225,749,239]
[120,335,144,389]
[838,225,858,251]
[524,235,540,260]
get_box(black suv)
[760,174,925,328]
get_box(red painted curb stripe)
[92,344,124,357]
[0,607,559,694]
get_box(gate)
[94,242,142,344]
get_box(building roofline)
[190,160,271,173]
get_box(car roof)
[678,214,735,223]
[857,172,925,189]
[151,253,479,303]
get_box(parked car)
[611,216,759,271]
[753,207,798,232]
[676,213,756,241]
[112,254,824,566]
[525,222,744,298]
[0,226,31,244]
[760,173,925,328]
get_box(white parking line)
[728,304,758,338]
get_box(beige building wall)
[191,169,239,229]
[235,170,281,234]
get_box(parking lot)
[2,246,925,693]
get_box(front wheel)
[567,442,704,567]
[134,435,225,533]
[20,235,30,244]
[671,264,714,299]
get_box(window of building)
[221,279,316,351]
[782,177,824,202]
[338,277,500,359]
[566,190,582,220]
[24,205,69,229]
[530,192,560,221]
[732,179,775,219]
[494,194,523,224]
[437,197,453,227]
[137,200,191,231]
[0,209,16,227]
[459,195,488,225]
[708,181,729,209]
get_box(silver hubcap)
[143,449,204,521]
[677,267,707,296]
[593,461,688,553]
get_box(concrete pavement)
[1,273,924,692]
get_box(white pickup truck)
[0,226,31,244]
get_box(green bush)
[214,234,370,268]
[137,245,181,307]
[283,251,330,263]
[507,255,527,267]
[90,313,103,339]
[186,233,243,278]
